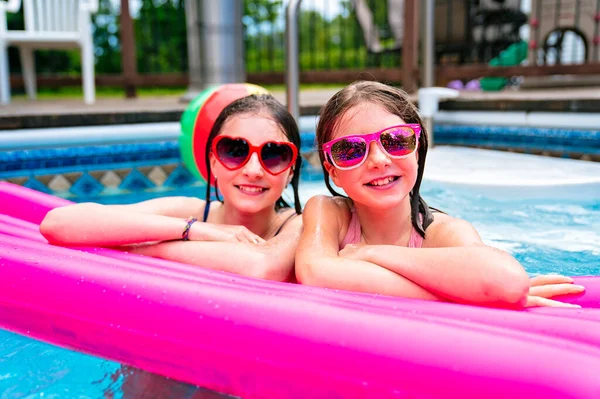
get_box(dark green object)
[480,41,528,91]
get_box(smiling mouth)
[235,185,268,194]
[365,176,399,187]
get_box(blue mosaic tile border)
[0,137,325,202]
[433,125,600,155]
[3,128,595,176]
[0,141,180,173]
[1,128,598,203]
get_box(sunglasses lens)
[380,127,417,157]
[260,143,295,174]
[330,137,367,168]
[215,137,250,169]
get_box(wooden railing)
[6,0,600,95]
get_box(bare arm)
[342,217,530,308]
[129,215,303,282]
[295,196,441,300]
[39,197,260,247]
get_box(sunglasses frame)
[212,135,298,176]
[322,124,421,170]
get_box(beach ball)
[179,83,270,183]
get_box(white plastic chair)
[0,0,98,105]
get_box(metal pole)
[422,0,434,88]
[183,0,245,102]
[422,0,435,144]
[182,0,202,101]
[199,0,245,86]
[285,0,302,122]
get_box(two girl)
[41,85,583,308]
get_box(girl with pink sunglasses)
[40,94,303,281]
[295,81,584,308]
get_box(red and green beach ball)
[179,83,270,183]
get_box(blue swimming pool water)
[419,181,600,276]
[1,172,599,398]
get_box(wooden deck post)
[120,0,137,98]
[402,0,419,92]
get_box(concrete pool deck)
[1,86,600,130]
[424,147,600,201]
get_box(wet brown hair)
[316,81,433,237]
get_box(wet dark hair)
[204,94,302,214]
[316,81,433,237]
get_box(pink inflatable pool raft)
[1,182,599,399]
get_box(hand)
[338,243,368,261]
[525,275,585,308]
[529,274,585,298]
[194,223,266,244]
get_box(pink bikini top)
[340,207,424,249]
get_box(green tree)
[135,0,187,73]
[5,5,24,73]
[243,0,283,73]
[93,0,122,74]
[244,0,282,26]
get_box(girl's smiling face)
[324,102,419,210]
[210,112,294,214]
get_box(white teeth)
[369,177,395,186]
[238,186,265,193]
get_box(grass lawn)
[12,83,345,100]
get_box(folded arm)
[295,196,441,300]
[344,219,583,309]
[345,218,529,307]
[39,197,255,247]
[130,215,303,282]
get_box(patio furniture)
[528,0,599,64]
[471,0,527,62]
[0,0,98,105]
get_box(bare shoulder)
[274,208,303,236]
[304,195,351,214]
[303,195,351,222]
[303,195,353,244]
[423,212,483,248]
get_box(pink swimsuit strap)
[408,222,424,248]
[340,207,424,249]
[339,207,362,249]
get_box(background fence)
[5,0,600,93]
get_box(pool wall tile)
[2,129,598,202]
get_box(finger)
[233,232,252,243]
[526,296,581,308]
[253,234,266,244]
[529,284,585,298]
[530,275,574,287]
[244,232,265,244]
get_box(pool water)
[419,181,599,276]
[1,179,599,398]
